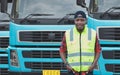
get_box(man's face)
[74,18,86,32]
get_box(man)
[59,11,101,75]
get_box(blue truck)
[77,0,120,75]
[0,0,86,75]
[0,17,9,75]
[0,1,12,75]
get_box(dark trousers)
[68,71,93,75]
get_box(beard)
[76,24,85,32]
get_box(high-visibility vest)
[66,25,96,72]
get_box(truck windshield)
[0,13,9,31]
[0,2,11,20]
[15,0,85,19]
[91,0,120,13]
[89,0,120,19]
[0,3,11,31]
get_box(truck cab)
[0,0,86,75]
[0,19,9,75]
[0,1,12,75]
[77,0,120,75]
[0,3,11,75]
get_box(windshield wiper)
[20,14,54,23]
[0,20,9,22]
[57,13,74,24]
[100,7,120,18]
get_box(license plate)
[43,70,60,75]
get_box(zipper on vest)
[80,32,82,73]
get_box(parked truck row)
[0,0,120,75]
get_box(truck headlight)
[10,50,19,67]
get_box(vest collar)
[73,25,87,34]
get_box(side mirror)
[0,0,8,13]
[76,0,86,8]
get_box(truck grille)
[106,64,120,73]
[0,37,9,48]
[25,62,66,70]
[22,50,67,58]
[102,51,120,59]
[0,57,8,64]
[19,31,65,42]
[99,27,120,40]
[0,68,8,75]
[0,52,6,54]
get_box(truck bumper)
[9,71,42,75]
[9,71,68,75]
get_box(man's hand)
[86,64,95,74]
[66,64,76,74]
[66,64,73,71]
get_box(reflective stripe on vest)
[66,25,96,72]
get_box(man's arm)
[59,35,73,71]
[88,36,101,72]
[60,52,67,65]
[59,35,67,64]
